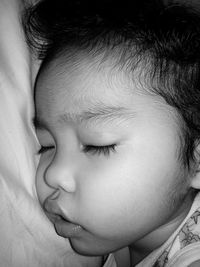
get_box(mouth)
[43,198,83,238]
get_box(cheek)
[77,143,185,237]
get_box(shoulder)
[188,260,200,267]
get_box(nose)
[44,152,77,193]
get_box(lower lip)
[54,218,83,238]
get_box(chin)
[69,237,115,257]
[69,240,102,256]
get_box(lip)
[54,217,83,238]
[43,197,83,238]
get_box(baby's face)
[35,54,191,256]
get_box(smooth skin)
[35,53,200,265]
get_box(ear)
[190,141,200,189]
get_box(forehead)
[35,53,139,118]
[34,52,178,131]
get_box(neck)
[130,193,194,265]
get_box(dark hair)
[23,0,200,169]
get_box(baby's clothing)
[103,192,200,267]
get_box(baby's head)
[25,0,200,257]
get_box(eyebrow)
[33,105,135,130]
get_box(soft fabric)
[0,0,99,266]
[103,192,200,267]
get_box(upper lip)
[43,196,70,224]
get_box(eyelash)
[37,144,116,156]
[83,144,116,156]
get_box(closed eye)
[83,144,116,156]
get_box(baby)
[24,0,200,266]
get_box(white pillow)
[0,1,99,266]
